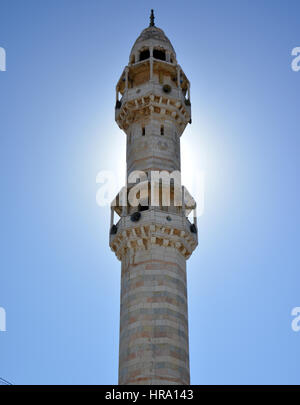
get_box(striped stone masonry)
[119,246,190,385]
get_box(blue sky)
[0,0,300,384]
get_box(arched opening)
[153,49,166,61]
[139,49,150,61]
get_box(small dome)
[130,25,176,61]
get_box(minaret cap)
[149,9,155,27]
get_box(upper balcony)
[115,59,191,131]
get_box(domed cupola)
[129,10,177,65]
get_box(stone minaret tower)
[110,11,198,385]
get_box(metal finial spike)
[150,9,155,27]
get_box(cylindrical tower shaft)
[119,247,190,384]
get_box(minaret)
[110,11,198,385]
